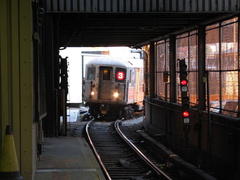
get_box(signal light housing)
[179,58,190,124]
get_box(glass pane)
[222,70,238,117]
[156,39,170,100]
[177,36,189,61]
[221,17,238,26]
[102,69,110,80]
[206,28,220,70]
[177,83,182,103]
[190,30,197,35]
[157,42,165,71]
[221,71,238,101]
[177,34,189,103]
[156,73,164,97]
[208,72,220,110]
[189,72,198,105]
[222,100,238,117]
[206,23,219,30]
[165,40,170,100]
[221,22,238,70]
[189,34,198,70]
[189,33,198,105]
[166,41,170,71]
[177,32,188,39]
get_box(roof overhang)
[56,12,235,48]
[40,0,238,47]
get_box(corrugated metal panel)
[42,0,240,13]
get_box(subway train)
[82,56,144,119]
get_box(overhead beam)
[43,0,240,13]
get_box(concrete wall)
[0,0,35,179]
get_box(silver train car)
[82,56,144,119]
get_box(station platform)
[34,108,106,180]
[34,136,106,180]
[34,132,106,180]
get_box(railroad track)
[85,119,173,180]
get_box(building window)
[156,39,170,100]
[206,17,239,116]
[176,31,198,106]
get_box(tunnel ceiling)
[56,12,232,48]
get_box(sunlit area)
[156,17,239,117]
[59,47,143,122]
[59,47,142,104]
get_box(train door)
[99,66,112,100]
[115,67,127,100]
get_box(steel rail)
[85,119,112,180]
[114,120,172,180]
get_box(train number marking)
[116,71,125,81]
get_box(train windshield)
[102,68,111,80]
[87,67,95,80]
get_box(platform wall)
[144,98,240,179]
[0,1,36,179]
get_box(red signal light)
[182,111,189,117]
[180,79,188,86]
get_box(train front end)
[83,56,129,118]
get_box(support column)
[149,42,155,124]
[198,25,206,110]
[44,15,56,137]
[149,42,155,98]
[170,36,177,102]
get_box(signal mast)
[179,58,190,145]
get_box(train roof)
[86,56,132,67]
[126,58,143,68]
[86,56,143,68]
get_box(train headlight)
[90,91,95,96]
[113,92,119,98]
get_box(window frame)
[205,17,239,117]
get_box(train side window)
[129,70,132,83]
[131,70,135,82]
[87,67,95,80]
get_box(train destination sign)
[115,68,126,81]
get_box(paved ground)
[35,107,144,180]
[35,107,106,180]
